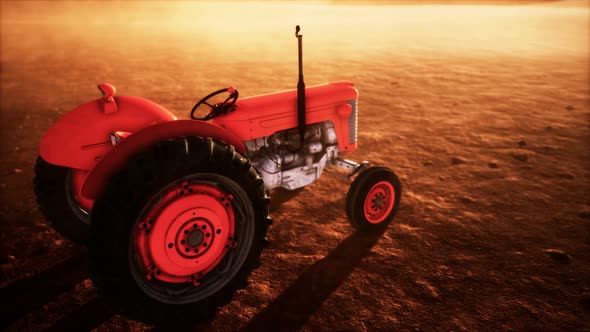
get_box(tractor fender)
[81,120,246,199]
[40,95,177,170]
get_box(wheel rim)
[130,174,254,304]
[363,180,395,224]
[135,181,235,284]
[65,170,91,224]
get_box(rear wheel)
[34,157,90,243]
[346,166,402,232]
[88,137,271,324]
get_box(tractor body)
[213,81,358,190]
[39,81,359,208]
[34,26,401,325]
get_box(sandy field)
[0,0,589,331]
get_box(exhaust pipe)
[295,25,306,150]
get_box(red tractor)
[34,26,401,324]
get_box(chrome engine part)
[244,122,339,190]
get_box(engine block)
[244,121,339,190]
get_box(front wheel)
[88,137,271,325]
[345,166,402,232]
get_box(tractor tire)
[88,137,271,325]
[34,156,90,243]
[346,166,402,232]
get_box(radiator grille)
[348,99,358,144]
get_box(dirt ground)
[1,0,589,331]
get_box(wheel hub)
[372,194,385,210]
[187,230,204,247]
[135,181,238,285]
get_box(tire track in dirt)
[42,297,115,332]
[0,253,89,328]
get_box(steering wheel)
[190,87,239,121]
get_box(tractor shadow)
[0,250,116,331]
[269,187,304,213]
[241,228,387,332]
[42,297,115,332]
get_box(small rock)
[461,196,475,204]
[578,211,590,219]
[438,175,446,181]
[557,172,575,179]
[423,161,433,167]
[518,140,527,148]
[512,152,529,162]
[565,105,575,111]
[563,278,581,286]
[488,161,499,169]
[545,126,553,131]
[0,255,15,264]
[31,244,49,257]
[53,239,63,247]
[451,157,466,165]
[544,249,571,263]
[13,168,23,174]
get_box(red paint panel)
[364,181,395,224]
[40,95,177,171]
[212,81,359,154]
[135,182,235,284]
